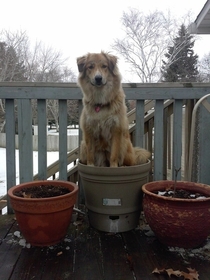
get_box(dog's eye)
[102,65,107,69]
[88,65,94,69]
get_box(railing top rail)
[0,82,78,88]
[0,82,210,100]
[0,81,210,88]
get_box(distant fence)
[0,133,78,151]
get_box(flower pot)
[8,180,78,247]
[78,161,151,232]
[142,180,210,248]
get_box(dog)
[77,51,150,167]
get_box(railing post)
[78,99,83,147]
[135,100,145,147]
[17,99,33,183]
[38,99,47,179]
[5,99,16,213]
[59,99,67,180]
[154,100,164,180]
[184,100,194,180]
[172,99,183,180]
[78,99,85,204]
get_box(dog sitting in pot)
[77,51,150,167]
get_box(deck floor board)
[0,214,209,280]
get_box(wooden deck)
[0,212,210,280]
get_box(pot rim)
[142,180,210,202]
[78,160,151,169]
[8,180,78,202]
[78,160,151,177]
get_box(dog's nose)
[95,75,102,85]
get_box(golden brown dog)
[77,51,150,167]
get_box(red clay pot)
[142,181,210,248]
[8,180,78,247]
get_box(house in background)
[189,0,210,34]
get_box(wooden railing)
[1,82,210,213]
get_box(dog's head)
[77,52,119,87]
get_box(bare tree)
[24,41,77,131]
[0,29,76,83]
[197,52,210,82]
[0,30,28,82]
[23,39,77,131]
[112,9,194,82]
[0,30,77,132]
[24,41,76,82]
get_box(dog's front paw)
[87,162,95,166]
[110,162,118,167]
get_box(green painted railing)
[1,82,210,213]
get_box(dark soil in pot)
[14,185,71,198]
[156,188,209,199]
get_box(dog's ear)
[102,52,118,74]
[77,56,86,72]
[108,55,118,72]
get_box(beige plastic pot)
[78,161,151,232]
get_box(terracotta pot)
[8,180,78,247]
[142,180,210,248]
[78,161,151,232]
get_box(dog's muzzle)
[91,75,106,87]
[94,75,103,86]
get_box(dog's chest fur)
[86,112,119,141]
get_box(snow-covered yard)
[0,128,79,197]
[0,148,59,197]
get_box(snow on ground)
[0,128,78,197]
[0,147,59,197]
[47,128,79,136]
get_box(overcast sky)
[0,0,209,81]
